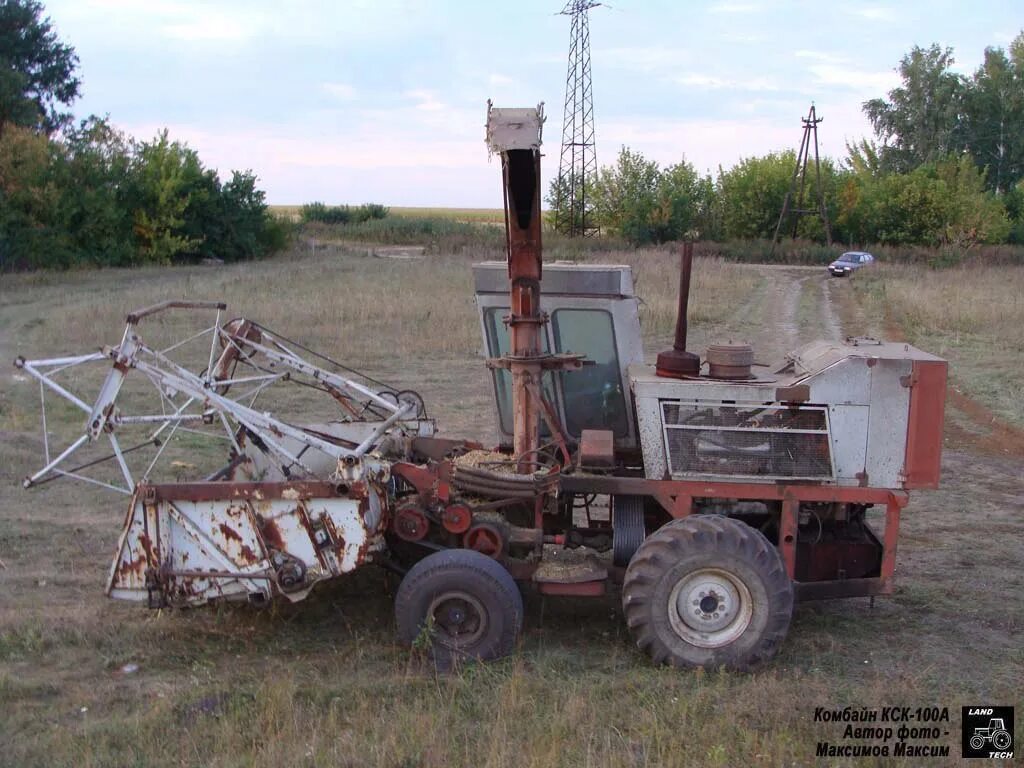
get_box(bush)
[0,120,290,271]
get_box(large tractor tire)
[395,549,523,669]
[622,515,794,671]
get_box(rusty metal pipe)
[673,241,694,352]
[655,242,701,378]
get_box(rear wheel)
[992,731,1012,750]
[395,549,523,668]
[622,515,793,671]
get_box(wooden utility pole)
[772,104,832,253]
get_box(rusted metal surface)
[108,480,388,608]
[488,103,545,472]
[392,504,429,542]
[578,429,614,468]
[705,343,755,380]
[485,103,585,473]
[464,521,507,558]
[655,242,701,378]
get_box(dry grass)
[855,264,1024,426]
[2,246,1022,767]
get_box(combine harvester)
[16,105,947,670]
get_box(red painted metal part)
[391,462,450,505]
[441,503,472,534]
[903,359,947,489]
[779,498,799,579]
[560,473,909,598]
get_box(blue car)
[828,251,875,277]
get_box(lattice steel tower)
[554,0,600,237]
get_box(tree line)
[0,0,288,271]
[552,33,1024,251]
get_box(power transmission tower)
[554,0,600,237]
[772,104,832,251]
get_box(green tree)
[936,153,1011,249]
[588,148,708,245]
[0,0,80,135]
[54,116,134,265]
[125,130,204,264]
[0,123,70,268]
[962,33,1024,193]
[717,151,795,239]
[864,44,966,173]
[591,147,661,244]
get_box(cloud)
[673,73,780,91]
[404,89,445,112]
[322,83,357,100]
[806,64,899,95]
[708,2,762,13]
[794,50,848,64]
[597,46,691,73]
[488,74,515,88]
[63,0,272,43]
[847,5,897,21]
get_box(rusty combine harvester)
[15,104,947,670]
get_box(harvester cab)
[473,261,643,451]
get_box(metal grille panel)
[661,401,833,480]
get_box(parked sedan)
[827,251,875,277]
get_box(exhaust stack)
[485,102,584,471]
[655,242,701,378]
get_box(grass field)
[1,243,1022,767]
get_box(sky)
[45,0,1022,207]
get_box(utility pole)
[554,0,600,237]
[772,104,832,252]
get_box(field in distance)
[270,205,506,224]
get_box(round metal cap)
[706,343,754,380]
[655,348,701,379]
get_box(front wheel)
[395,549,523,669]
[622,515,794,671]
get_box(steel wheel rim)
[427,590,488,648]
[668,567,753,649]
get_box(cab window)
[551,309,628,437]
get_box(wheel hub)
[427,591,487,648]
[668,568,753,648]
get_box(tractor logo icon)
[970,719,1012,752]
[962,706,1014,758]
